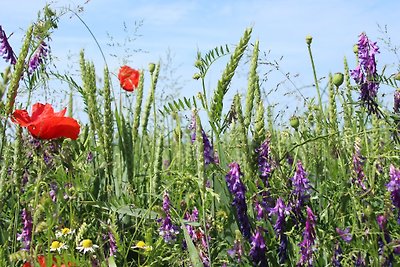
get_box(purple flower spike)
[269,198,290,263]
[249,227,267,267]
[269,198,290,237]
[49,182,58,202]
[387,165,400,223]
[332,243,343,267]
[227,239,244,263]
[28,40,48,73]
[336,227,352,243]
[297,206,316,267]
[17,208,33,250]
[225,162,252,240]
[108,231,117,256]
[189,112,215,165]
[352,141,367,191]
[290,161,311,220]
[0,26,16,65]
[159,192,179,243]
[350,32,380,114]
[256,139,272,186]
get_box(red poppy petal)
[118,65,140,92]
[28,117,80,140]
[30,103,48,122]
[11,109,32,126]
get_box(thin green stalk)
[306,36,324,116]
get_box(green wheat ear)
[103,66,114,182]
[132,70,144,145]
[194,110,205,191]
[141,63,160,138]
[5,25,33,116]
[210,28,252,129]
[244,39,259,131]
[233,94,252,179]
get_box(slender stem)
[307,43,324,114]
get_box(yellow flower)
[132,241,152,252]
[50,240,68,252]
[76,239,99,254]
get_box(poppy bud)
[394,73,400,81]
[332,72,344,87]
[193,73,201,80]
[148,63,155,73]
[305,35,313,45]
[290,116,300,130]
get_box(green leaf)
[181,221,203,267]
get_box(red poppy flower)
[118,65,140,91]
[12,103,80,140]
[22,255,75,267]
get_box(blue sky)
[1,0,400,121]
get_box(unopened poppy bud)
[290,116,300,130]
[193,73,201,80]
[353,44,358,54]
[305,35,313,45]
[394,73,400,81]
[332,72,344,87]
[148,63,155,73]
[194,60,202,68]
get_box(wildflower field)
[1,4,400,267]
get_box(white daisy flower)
[50,240,68,252]
[55,227,75,238]
[76,239,99,254]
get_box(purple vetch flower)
[332,242,343,267]
[159,192,179,243]
[269,198,290,236]
[297,206,316,267]
[184,207,199,240]
[376,214,394,265]
[254,200,265,220]
[0,26,16,64]
[249,227,267,267]
[188,113,215,165]
[21,169,29,188]
[256,138,272,186]
[352,140,367,191]
[394,89,400,113]
[269,198,290,263]
[386,165,400,223]
[225,162,252,240]
[87,151,94,163]
[354,252,366,267]
[227,237,244,263]
[49,182,57,202]
[28,40,48,73]
[108,231,117,256]
[159,214,179,243]
[17,208,33,250]
[350,32,380,114]
[199,250,210,267]
[336,227,352,243]
[162,191,171,214]
[290,161,311,219]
